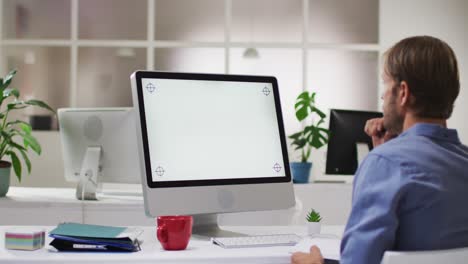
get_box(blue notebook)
[49,223,142,252]
[50,223,127,238]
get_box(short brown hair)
[384,36,460,119]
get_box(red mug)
[157,215,193,250]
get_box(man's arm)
[340,154,402,264]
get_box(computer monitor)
[325,109,383,176]
[58,108,141,200]
[130,71,295,237]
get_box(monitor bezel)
[133,71,292,188]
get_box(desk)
[0,186,352,226]
[0,187,152,226]
[0,225,344,264]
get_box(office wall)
[380,0,468,142]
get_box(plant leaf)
[294,91,316,122]
[288,131,302,140]
[0,130,13,157]
[25,99,55,113]
[7,151,22,182]
[303,125,330,149]
[311,131,328,149]
[9,141,30,174]
[318,127,330,135]
[19,123,32,134]
[311,106,326,119]
[7,101,28,111]
[3,88,20,98]
[315,118,325,127]
[0,69,17,90]
[297,91,310,101]
[10,141,27,151]
[306,209,322,222]
[310,92,316,101]
[23,134,41,155]
[292,138,307,150]
[0,130,12,142]
[7,120,31,129]
[17,148,31,174]
[294,97,309,121]
[295,107,308,121]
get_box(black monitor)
[325,109,383,175]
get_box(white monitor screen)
[135,72,290,187]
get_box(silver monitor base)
[76,182,98,200]
[192,214,247,240]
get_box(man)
[291,35,468,264]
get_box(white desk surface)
[1,186,353,226]
[0,225,344,264]
[0,187,143,205]
[0,187,153,226]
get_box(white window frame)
[0,0,383,184]
[0,0,380,108]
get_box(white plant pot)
[307,222,321,236]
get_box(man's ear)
[398,81,410,107]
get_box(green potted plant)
[0,69,54,197]
[306,208,322,235]
[289,91,330,183]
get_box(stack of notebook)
[49,222,142,252]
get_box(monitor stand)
[76,146,102,200]
[356,142,370,165]
[192,214,247,239]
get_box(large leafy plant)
[289,91,330,162]
[0,69,54,181]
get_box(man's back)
[376,123,468,250]
[340,123,468,263]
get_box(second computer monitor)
[58,108,141,200]
[326,109,383,175]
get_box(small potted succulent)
[0,69,54,197]
[306,208,322,236]
[289,91,330,183]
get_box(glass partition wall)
[0,0,379,135]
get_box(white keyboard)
[211,234,302,249]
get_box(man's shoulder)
[370,136,410,159]
[368,132,467,165]
[353,138,423,195]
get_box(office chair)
[381,247,468,264]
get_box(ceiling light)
[243,47,260,59]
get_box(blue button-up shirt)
[340,123,468,264]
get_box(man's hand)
[291,245,324,264]
[364,118,396,147]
